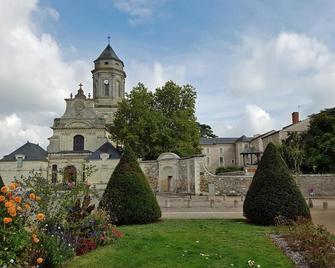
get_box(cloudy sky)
[1,0,335,156]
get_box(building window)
[232,159,235,164]
[16,157,23,168]
[244,143,249,149]
[104,83,109,96]
[207,157,210,166]
[220,147,224,154]
[220,157,224,165]
[116,81,121,97]
[73,135,84,151]
[206,148,210,154]
[51,165,58,183]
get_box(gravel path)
[269,234,309,268]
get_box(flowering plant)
[0,182,46,267]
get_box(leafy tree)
[99,146,161,225]
[110,81,201,160]
[198,123,217,138]
[243,143,310,225]
[279,132,306,173]
[304,107,335,173]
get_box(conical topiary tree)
[243,142,310,225]
[0,176,4,188]
[99,145,161,225]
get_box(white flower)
[257,265,261,268]
[9,259,14,264]
[231,264,234,267]
[196,240,199,243]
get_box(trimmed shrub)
[215,166,243,174]
[243,143,310,225]
[99,146,161,225]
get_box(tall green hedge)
[243,143,310,225]
[99,146,161,225]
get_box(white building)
[0,44,124,185]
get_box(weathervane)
[107,36,111,45]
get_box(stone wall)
[295,174,335,197]
[200,163,335,197]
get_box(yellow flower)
[14,196,22,203]
[3,217,12,224]
[36,258,43,264]
[9,211,17,217]
[29,193,36,200]
[0,195,5,202]
[24,202,31,209]
[5,200,14,208]
[7,206,16,215]
[9,183,17,190]
[36,213,45,221]
[1,186,8,194]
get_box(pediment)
[65,121,91,128]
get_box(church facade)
[0,44,125,186]
[0,44,205,194]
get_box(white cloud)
[242,105,273,134]
[112,0,167,23]
[0,114,50,156]
[126,60,185,90]
[46,8,60,21]
[0,0,91,156]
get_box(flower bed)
[0,174,123,268]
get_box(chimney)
[292,112,299,124]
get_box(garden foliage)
[0,173,123,267]
[243,143,310,225]
[99,145,161,225]
[276,217,335,268]
[110,81,201,160]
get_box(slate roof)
[87,142,121,160]
[241,147,263,154]
[95,44,123,63]
[200,137,239,145]
[1,142,48,161]
[236,135,253,142]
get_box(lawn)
[65,219,294,268]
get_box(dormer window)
[15,155,25,168]
[104,61,109,65]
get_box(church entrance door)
[64,165,77,183]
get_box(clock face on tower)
[104,79,109,85]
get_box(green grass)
[65,219,294,268]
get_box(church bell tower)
[92,42,126,124]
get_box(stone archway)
[64,165,77,183]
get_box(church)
[0,44,204,194]
[0,44,125,186]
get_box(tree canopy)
[198,123,217,138]
[304,107,335,173]
[109,81,201,160]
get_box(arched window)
[73,135,84,151]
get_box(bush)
[99,146,161,225]
[243,143,310,225]
[275,218,335,268]
[215,166,243,174]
